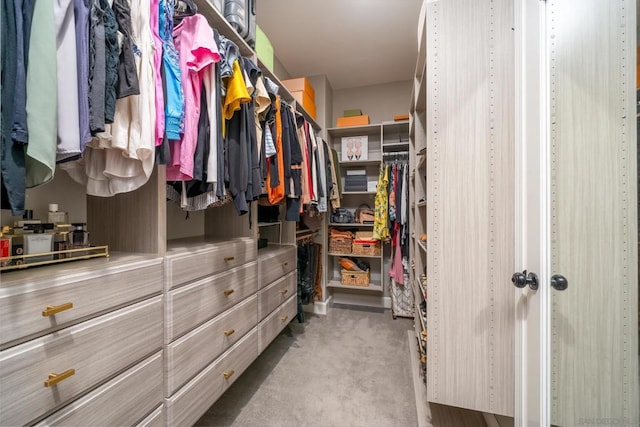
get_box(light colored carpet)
[195,306,418,427]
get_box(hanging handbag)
[331,208,354,224]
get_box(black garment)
[1,0,26,215]
[88,0,106,133]
[226,101,249,215]
[155,62,171,165]
[176,84,214,198]
[323,139,333,199]
[242,57,262,201]
[112,0,139,98]
[297,242,319,322]
[11,0,35,144]
[212,29,225,199]
[101,0,118,123]
[283,105,303,221]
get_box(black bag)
[331,208,354,224]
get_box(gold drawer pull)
[44,369,75,387]
[224,329,235,336]
[224,256,235,262]
[224,289,235,297]
[280,315,288,322]
[42,302,74,317]
[280,289,289,295]
[223,370,235,380]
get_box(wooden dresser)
[0,255,164,426]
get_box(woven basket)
[352,240,381,256]
[329,235,352,254]
[341,269,370,287]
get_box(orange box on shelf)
[394,114,410,121]
[281,77,315,101]
[291,90,316,119]
[336,115,370,127]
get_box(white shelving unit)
[324,120,410,309]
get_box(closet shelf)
[341,191,376,195]
[328,223,373,227]
[194,0,254,57]
[338,159,381,166]
[326,280,383,293]
[257,59,321,131]
[327,252,381,259]
[383,141,410,149]
[327,124,382,137]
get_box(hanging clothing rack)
[382,151,409,163]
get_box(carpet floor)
[195,306,418,427]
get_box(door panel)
[547,1,639,425]
[426,0,515,416]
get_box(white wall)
[332,80,412,127]
[1,169,87,226]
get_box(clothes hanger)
[174,0,197,22]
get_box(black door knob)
[550,274,568,291]
[512,270,538,290]
[512,271,527,288]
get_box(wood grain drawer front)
[258,246,296,289]
[258,294,297,353]
[0,258,163,348]
[165,261,257,342]
[34,352,162,427]
[258,271,297,321]
[165,238,256,291]
[166,328,258,427]
[135,405,163,427]
[0,296,162,427]
[165,295,258,397]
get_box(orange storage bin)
[336,115,370,127]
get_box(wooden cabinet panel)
[165,329,258,427]
[34,352,162,427]
[165,238,256,291]
[165,261,257,342]
[425,0,514,416]
[258,245,296,289]
[0,296,162,426]
[0,256,163,348]
[164,295,258,396]
[135,405,163,427]
[258,294,296,353]
[258,271,296,321]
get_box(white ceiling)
[256,0,423,90]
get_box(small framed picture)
[341,136,368,161]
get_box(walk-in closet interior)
[1,0,638,426]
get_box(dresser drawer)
[165,238,256,291]
[259,294,297,353]
[0,257,163,348]
[165,261,257,342]
[0,296,162,426]
[258,245,296,289]
[34,351,162,427]
[165,295,257,396]
[135,405,163,427]
[165,328,258,427]
[258,271,297,321]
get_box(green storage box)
[343,109,363,117]
[256,26,274,73]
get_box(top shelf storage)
[195,0,320,131]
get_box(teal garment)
[25,0,57,187]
